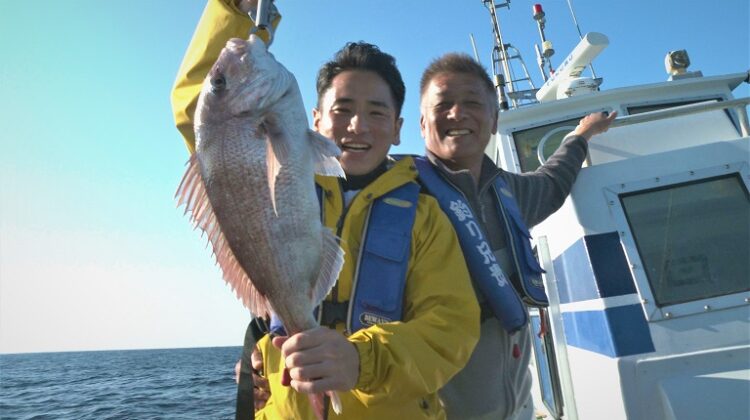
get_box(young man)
[417,53,615,420]
[171,1,480,419]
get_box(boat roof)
[496,71,748,131]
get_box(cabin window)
[619,174,750,307]
[512,117,584,173]
[626,98,722,115]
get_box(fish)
[175,35,346,416]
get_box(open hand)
[574,111,617,141]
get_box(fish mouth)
[445,128,472,136]
[226,38,249,54]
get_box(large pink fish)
[176,35,345,414]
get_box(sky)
[1,0,748,354]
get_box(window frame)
[603,161,750,321]
[509,108,610,173]
[623,94,742,135]
[530,308,565,418]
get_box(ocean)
[0,346,244,419]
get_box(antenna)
[484,0,513,110]
[469,33,481,63]
[565,0,597,78]
[482,0,538,110]
[532,4,555,81]
[535,32,608,102]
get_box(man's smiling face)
[313,70,402,176]
[419,72,498,170]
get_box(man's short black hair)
[316,42,405,116]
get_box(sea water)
[1,346,243,419]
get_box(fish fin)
[176,154,272,319]
[308,392,342,419]
[308,129,345,178]
[328,391,342,414]
[265,135,282,217]
[310,228,345,306]
[308,394,326,420]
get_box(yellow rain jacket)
[170,1,480,418]
[256,162,480,419]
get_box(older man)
[417,53,615,420]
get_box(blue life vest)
[414,157,547,333]
[269,181,420,336]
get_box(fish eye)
[210,74,226,92]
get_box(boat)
[479,1,750,418]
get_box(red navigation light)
[533,4,545,20]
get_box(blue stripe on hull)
[562,304,655,357]
[554,232,637,304]
[553,232,654,357]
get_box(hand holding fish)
[273,327,360,394]
[251,348,271,409]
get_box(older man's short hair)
[420,53,497,110]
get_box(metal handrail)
[537,97,750,164]
[610,97,750,135]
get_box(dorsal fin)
[175,154,272,318]
[308,129,345,178]
[310,228,345,305]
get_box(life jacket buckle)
[319,301,349,327]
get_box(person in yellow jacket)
[170,1,480,419]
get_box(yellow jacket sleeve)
[348,193,481,405]
[170,0,280,154]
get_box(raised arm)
[170,0,280,153]
[504,111,616,227]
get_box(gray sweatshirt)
[433,135,588,420]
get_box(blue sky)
[1,0,748,354]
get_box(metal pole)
[469,33,481,63]
[485,1,516,107]
[565,0,597,79]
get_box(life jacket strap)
[413,156,529,333]
[347,182,420,333]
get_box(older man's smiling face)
[420,72,498,170]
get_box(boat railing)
[537,97,750,164]
[610,97,750,136]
